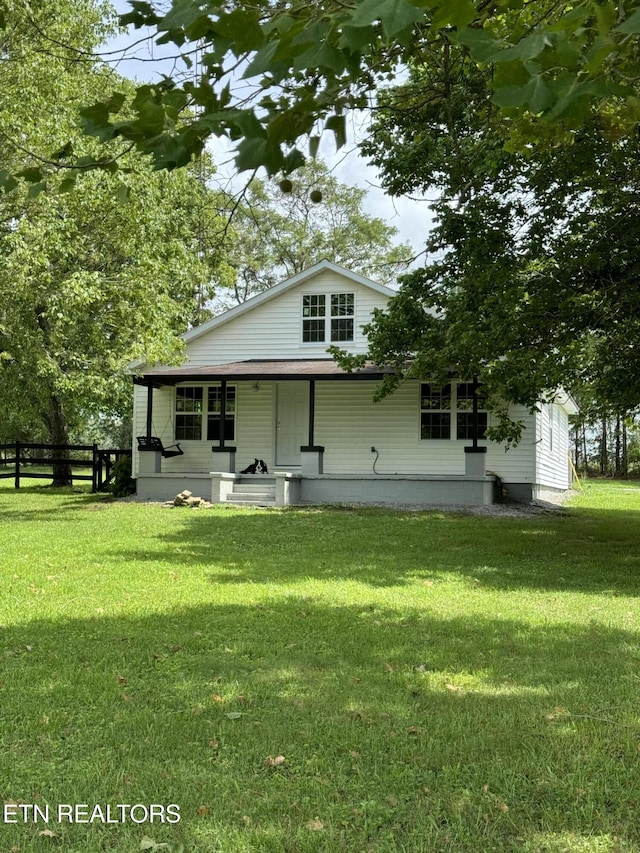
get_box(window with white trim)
[420,383,452,439]
[420,382,488,440]
[175,385,236,442]
[302,292,354,343]
[455,382,488,440]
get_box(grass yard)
[1,481,640,852]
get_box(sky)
[102,2,435,265]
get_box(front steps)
[224,477,276,507]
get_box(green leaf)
[119,1,159,28]
[114,183,131,204]
[326,114,346,149]
[213,9,265,53]
[452,28,501,63]
[27,181,47,198]
[0,170,18,193]
[431,0,477,30]
[242,42,279,79]
[616,7,640,33]
[349,0,424,38]
[0,8,6,29]
[592,0,616,35]
[17,166,44,183]
[50,141,73,161]
[309,136,321,158]
[235,137,282,173]
[57,177,77,194]
[225,711,243,719]
[282,147,305,173]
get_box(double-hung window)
[420,383,452,439]
[455,382,487,440]
[302,294,326,342]
[420,382,488,440]
[175,385,235,442]
[302,292,354,343]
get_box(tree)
[220,160,412,307]
[349,54,640,439]
[70,0,640,182]
[0,0,232,482]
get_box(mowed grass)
[1,481,640,853]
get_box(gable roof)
[129,260,395,372]
[182,259,395,346]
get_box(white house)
[131,260,577,506]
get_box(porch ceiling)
[133,359,397,385]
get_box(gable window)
[420,383,451,439]
[302,292,354,343]
[456,382,487,440]
[175,385,235,442]
[330,293,354,342]
[302,294,326,342]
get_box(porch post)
[139,381,162,473]
[300,379,324,475]
[211,379,236,472]
[146,382,153,440]
[308,379,315,447]
[220,379,227,449]
[472,376,479,450]
[464,376,486,476]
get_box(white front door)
[276,383,309,466]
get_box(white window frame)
[419,382,488,441]
[175,384,236,443]
[301,292,355,344]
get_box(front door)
[276,382,308,466]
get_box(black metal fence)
[0,442,131,492]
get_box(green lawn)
[1,481,640,853]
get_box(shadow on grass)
[2,599,640,852]
[106,504,640,596]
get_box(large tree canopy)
[348,51,640,440]
[68,0,640,179]
[0,0,233,473]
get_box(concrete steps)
[225,478,276,506]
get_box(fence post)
[14,441,20,489]
[92,443,98,493]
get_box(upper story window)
[420,382,487,440]
[175,385,235,442]
[302,292,354,343]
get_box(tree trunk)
[623,420,628,480]
[600,416,608,476]
[582,424,588,477]
[615,414,622,476]
[48,395,73,486]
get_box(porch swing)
[136,412,184,458]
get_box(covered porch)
[133,360,493,507]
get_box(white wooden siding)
[535,404,570,489]
[185,270,388,365]
[133,379,538,481]
[133,382,276,476]
[314,382,536,479]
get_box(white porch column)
[138,450,162,473]
[464,446,487,477]
[300,446,324,476]
[211,446,236,473]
